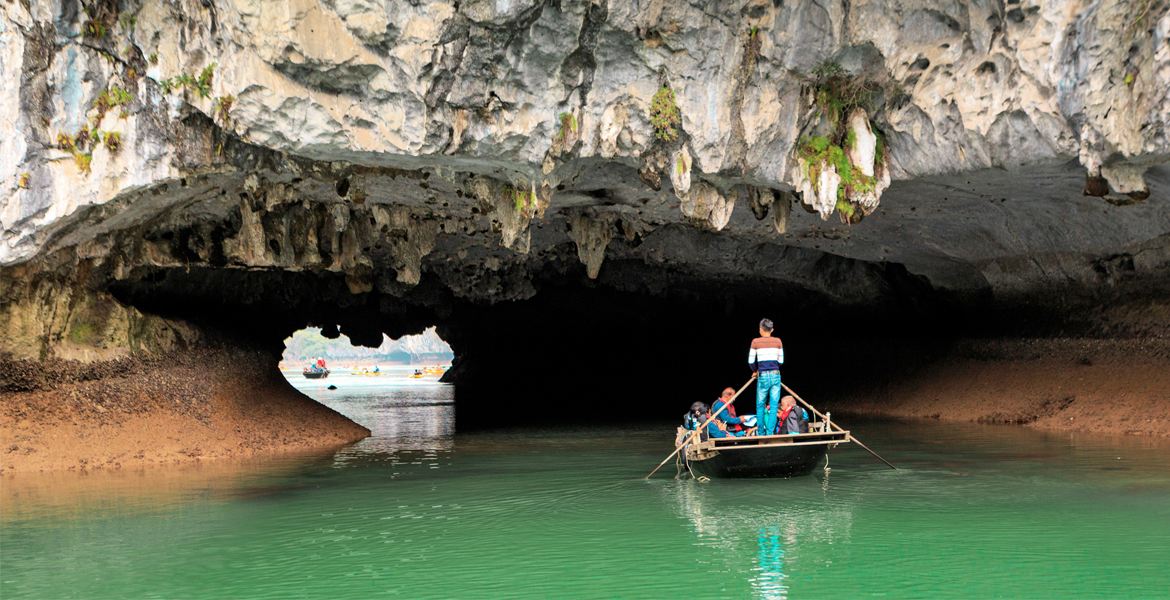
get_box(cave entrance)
[97,241,1170,441]
[280,327,456,445]
[279,326,454,376]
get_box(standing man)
[748,318,784,435]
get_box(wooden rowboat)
[652,384,892,481]
[302,369,330,379]
[683,428,850,479]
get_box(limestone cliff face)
[2,0,1169,362]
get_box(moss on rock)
[793,62,892,222]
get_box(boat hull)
[302,370,330,379]
[686,443,827,478]
[679,430,848,479]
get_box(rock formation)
[2,0,1170,471]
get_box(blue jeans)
[756,370,781,435]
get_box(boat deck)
[663,387,864,479]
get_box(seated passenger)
[683,402,745,440]
[682,402,708,432]
[713,387,760,435]
[778,396,809,435]
[712,387,745,433]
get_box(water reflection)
[2,380,457,522]
[754,525,788,599]
[669,476,856,599]
[317,381,455,468]
[0,450,342,523]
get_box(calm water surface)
[3,374,1169,599]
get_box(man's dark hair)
[690,401,708,414]
[760,318,774,332]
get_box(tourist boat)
[676,401,855,479]
[302,369,330,379]
[681,427,851,478]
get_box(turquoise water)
[3,377,1170,599]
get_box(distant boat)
[303,369,330,379]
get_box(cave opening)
[4,161,1167,477]
[279,325,455,433]
[278,326,458,450]
[279,326,454,375]
[9,160,1150,441]
[100,259,1006,431]
[88,235,1168,441]
[0,156,1152,447]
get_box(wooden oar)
[781,383,897,470]
[645,377,754,479]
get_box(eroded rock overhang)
[2,0,1170,360]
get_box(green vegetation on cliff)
[649,85,682,142]
[796,61,893,223]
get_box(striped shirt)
[748,336,784,372]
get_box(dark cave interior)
[102,254,1132,430]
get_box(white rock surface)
[1,0,1169,265]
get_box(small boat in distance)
[303,368,330,379]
